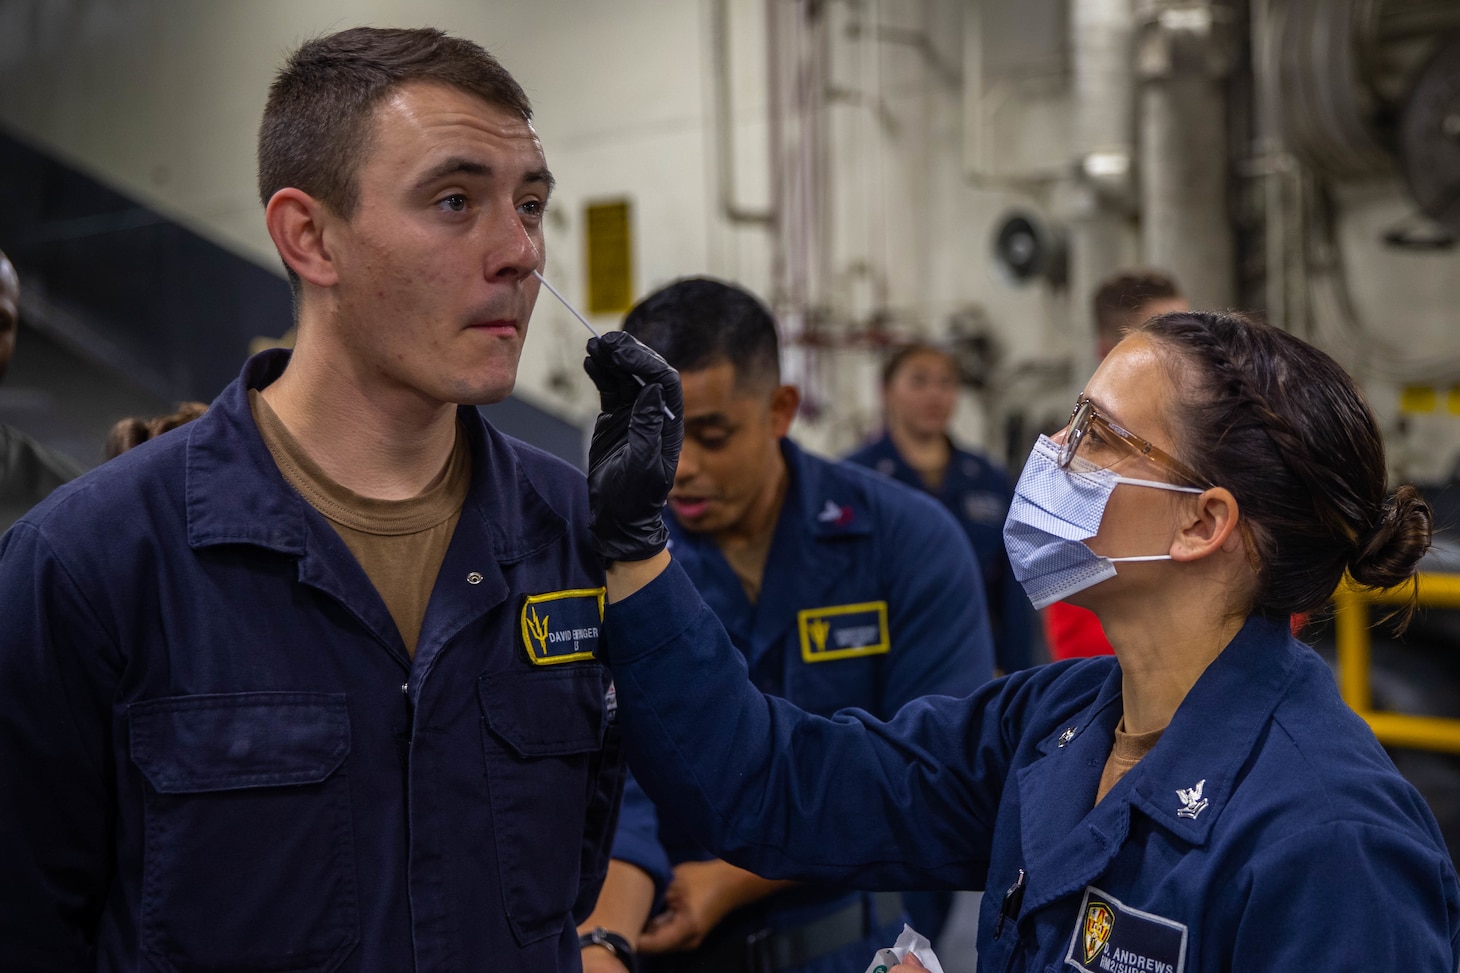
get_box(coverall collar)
[786,439,874,540]
[1016,614,1299,915]
[184,349,567,564]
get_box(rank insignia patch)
[798,601,890,662]
[520,588,606,665]
[1065,886,1187,973]
[1175,779,1209,820]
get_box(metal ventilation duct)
[1269,0,1460,180]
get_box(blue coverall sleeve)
[607,766,674,896]
[877,493,994,713]
[0,523,118,969]
[602,560,1020,892]
[1229,823,1460,970]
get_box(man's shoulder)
[495,430,583,479]
[841,435,893,468]
[35,425,187,511]
[786,446,970,567]
[4,425,194,569]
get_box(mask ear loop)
[1102,480,1209,563]
[1108,474,1205,494]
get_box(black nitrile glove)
[583,331,684,563]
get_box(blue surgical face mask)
[1002,435,1205,610]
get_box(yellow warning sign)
[585,199,634,315]
[1395,385,1460,417]
[1400,385,1438,415]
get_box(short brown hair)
[257,26,532,221]
[1093,269,1181,347]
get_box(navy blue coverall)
[0,352,622,973]
[602,561,1460,972]
[611,440,994,971]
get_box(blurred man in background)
[1092,269,1189,360]
[580,277,994,973]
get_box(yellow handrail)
[1332,573,1460,754]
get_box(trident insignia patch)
[519,588,605,665]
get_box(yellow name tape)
[520,587,606,665]
[798,601,890,662]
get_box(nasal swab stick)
[534,269,604,339]
[534,269,675,420]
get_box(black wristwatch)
[579,926,636,970]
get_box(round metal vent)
[992,212,1066,287]
[1399,34,1460,233]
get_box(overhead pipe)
[711,0,775,227]
[1069,0,1139,374]
[1135,0,1236,309]
[764,0,831,323]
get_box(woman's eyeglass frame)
[1057,396,1212,489]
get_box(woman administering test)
[581,311,1460,971]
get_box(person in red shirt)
[1046,269,1188,660]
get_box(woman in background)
[846,344,1035,674]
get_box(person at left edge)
[577,278,994,973]
[0,27,624,973]
[0,248,85,529]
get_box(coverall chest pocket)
[478,666,607,945]
[128,692,357,973]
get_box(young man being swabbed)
[582,314,1460,971]
[0,28,631,971]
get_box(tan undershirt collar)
[250,389,466,535]
[249,389,471,656]
[1095,718,1167,806]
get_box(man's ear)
[264,188,339,289]
[769,384,801,438]
[1170,487,1242,563]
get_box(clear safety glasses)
[1057,396,1212,488]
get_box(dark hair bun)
[1349,485,1433,590]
